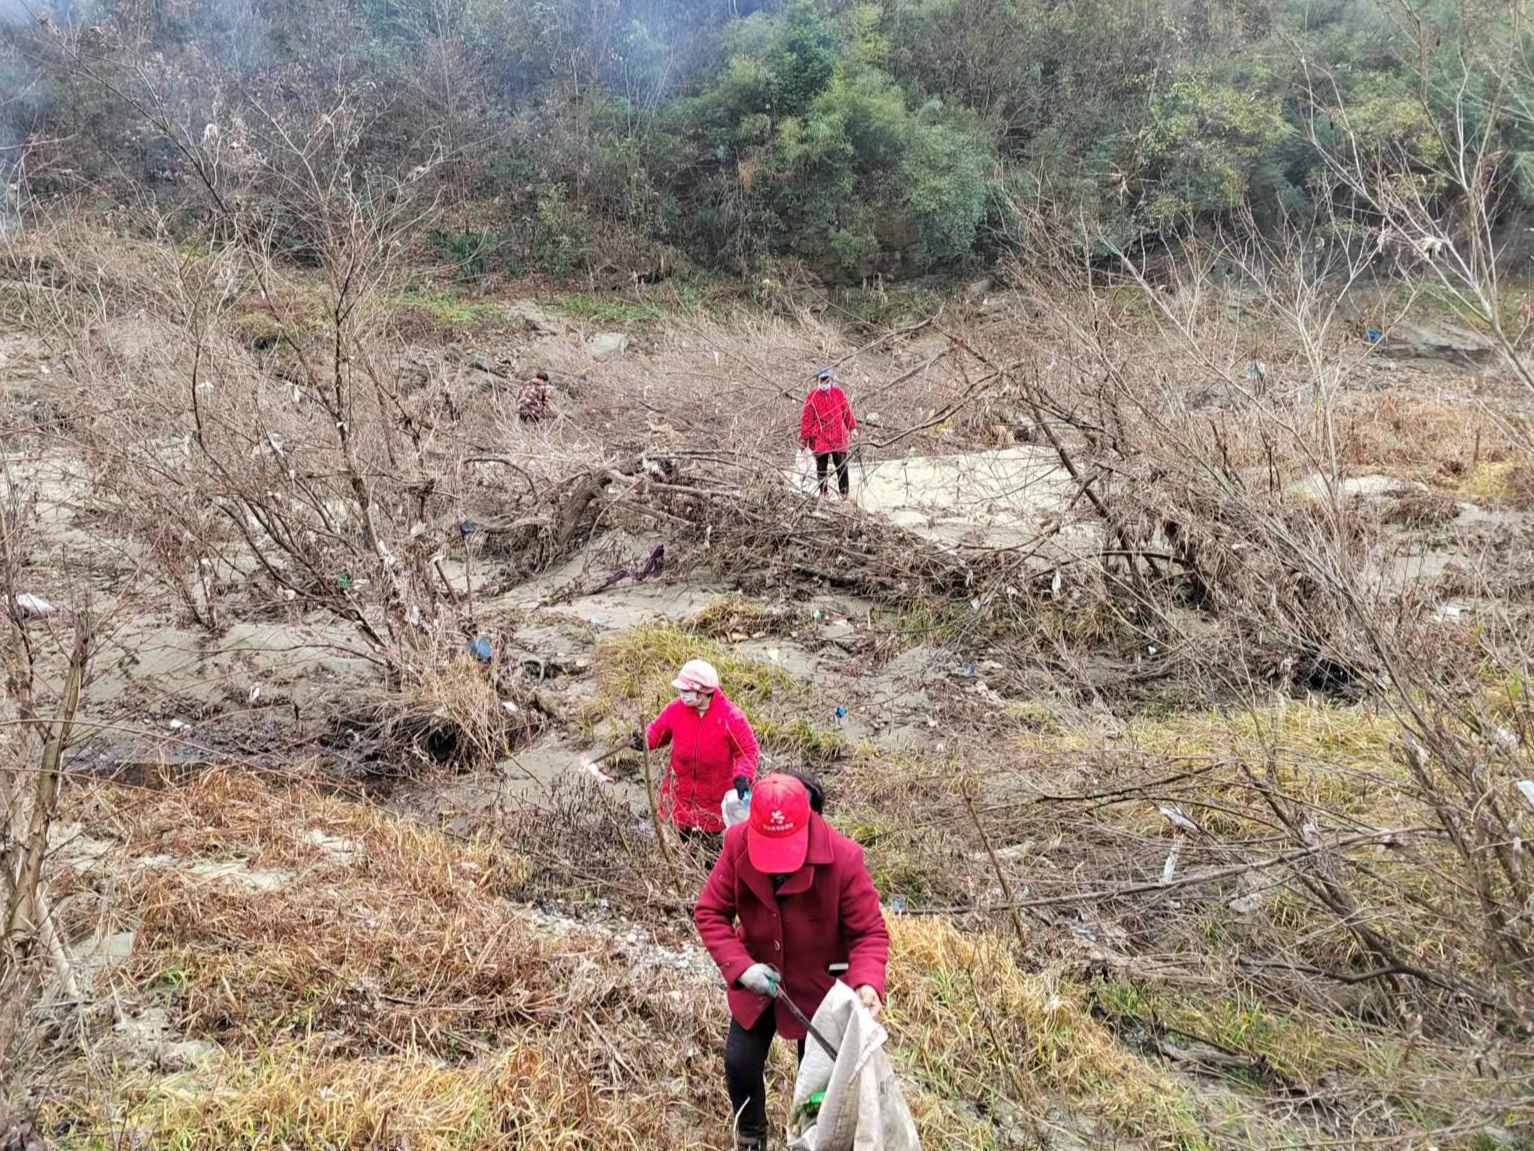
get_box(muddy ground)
[5,277,1534,1150]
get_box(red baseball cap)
[747,773,812,874]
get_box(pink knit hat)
[672,659,720,692]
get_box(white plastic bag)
[795,448,817,493]
[721,790,750,829]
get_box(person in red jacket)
[644,659,759,846]
[799,367,857,502]
[695,773,890,1151]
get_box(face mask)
[818,380,832,391]
[681,690,710,708]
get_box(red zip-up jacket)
[800,385,856,454]
[646,691,759,832]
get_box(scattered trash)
[722,790,751,829]
[1158,805,1202,834]
[501,700,519,715]
[1491,727,1519,753]
[1228,890,1266,914]
[581,755,615,785]
[1517,780,1534,811]
[407,604,422,627]
[795,448,816,493]
[459,520,475,537]
[248,686,261,705]
[1243,361,1268,380]
[812,609,822,621]
[14,593,56,617]
[1161,836,1183,884]
[833,706,847,728]
[168,719,188,731]
[195,380,214,393]
[890,896,905,914]
[587,616,602,627]
[38,363,50,375]
[767,648,781,664]
[1366,327,1382,343]
[469,636,493,662]
[267,431,286,456]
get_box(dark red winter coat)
[800,386,856,454]
[646,692,759,833]
[694,816,890,1039]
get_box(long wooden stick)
[640,706,682,895]
[5,622,88,1008]
[963,777,1028,953]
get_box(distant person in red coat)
[799,367,857,503]
[644,659,759,848]
[695,773,890,1151]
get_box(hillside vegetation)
[6,0,1534,283]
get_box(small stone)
[583,333,629,360]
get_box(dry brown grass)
[1332,392,1518,483]
[368,654,537,773]
[34,768,1262,1151]
[888,917,1208,1146]
[45,771,730,1146]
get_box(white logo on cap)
[770,810,785,825]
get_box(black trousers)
[678,825,722,866]
[815,451,849,496]
[724,1010,805,1141]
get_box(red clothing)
[695,816,890,1039]
[646,692,759,832]
[800,386,856,454]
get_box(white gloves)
[739,963,781,997]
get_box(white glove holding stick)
[739,963,781,997]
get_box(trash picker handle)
[776,987,840,1062]
[586,743,629,767]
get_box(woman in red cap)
[694,772,889,1151]
[643,658,760,847]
